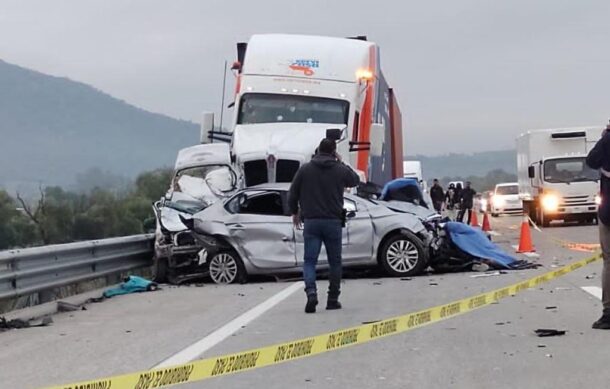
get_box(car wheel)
[491,213,499,218]
[208,251,246,284]
[152,257,168,283]
[379,231,428,277]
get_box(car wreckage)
[152,147,529,284]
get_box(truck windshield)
[496,185,518,195]
[543,157,600,183]
[237,93,349,125]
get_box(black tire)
[208,250,247,284]
[379,231,428,277]
[491,213,499,218]
[152,257,169,283]
[537,208,550,228]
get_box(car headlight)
[492,196,505,207]
[541,194,560,212]
[595,194,602,205]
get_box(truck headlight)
[541,194,560,212]
[595,194,602,205]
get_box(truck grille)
[276,159,300,182]
[244,160,268,186]
[561,195,594,207]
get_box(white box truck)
[517,127,602,227]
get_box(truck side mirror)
[528,166,535,178]
[200,112,214,144]
[326,128,342,141]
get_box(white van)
[491,182,523,216]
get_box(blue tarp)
[380,178,421,200]
[445,222,517,269]
[103,276,158,298]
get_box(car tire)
[379,231,428,277]
[491,213,499,218]
[152,257,169,283]
[208,250,247,284]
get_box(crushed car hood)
[377,200,439,221]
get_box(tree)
[135,168,172,201]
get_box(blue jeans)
[303,219,343,298]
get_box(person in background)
[289,138,360,314]
[445,183,456,219]
[458,181,477,224]
[586,122,610,329]
[430,179,445,213]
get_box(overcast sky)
[1,0,608,155]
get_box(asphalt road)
[1,215,607,389]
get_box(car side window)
[226,191,285,216]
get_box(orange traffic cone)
[469,210,480,227]
[516,214,535,253]
[482,212,492,232]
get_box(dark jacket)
[430,184,445,203]
[586,131,610,225]
[289,153,360,220]
[460,187,476,208]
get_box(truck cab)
[517,127,602,227]
[225,34,404,187]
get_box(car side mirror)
[346,210,356,218]
[528,166,535,178]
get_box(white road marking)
[153,281,303,368]
[488,231,501,236]
[582,286,602,300]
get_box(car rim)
[386,239,419,273]
[209,253,238,284]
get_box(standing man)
[586,122,610,329]
[430,179,445,213]
[289,138,360,313]
[458,181,477,224]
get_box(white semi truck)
[205,34,405,187]
[516,127,602,227]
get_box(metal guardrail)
[0,234,154,300]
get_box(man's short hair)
[318,138,337,154]
[433,179,439,183]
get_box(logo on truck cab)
[289,59,319,76]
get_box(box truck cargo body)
[517,127,602,226]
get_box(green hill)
[0,59,199,193]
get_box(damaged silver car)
[152,143,239,283]
[178,183,433,284]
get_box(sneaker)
[326,300,342,310]
[305,295,318,314]
[592,315,610,329]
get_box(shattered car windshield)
[237,93,349,125]
[171,165,235,203]
[544,157,599,183]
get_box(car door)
[342,197,374,263]
[295,198,371,265]
[224,190,296,269]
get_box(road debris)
[57,301,80,312]
[535,329,566,337]
[471,271,502,278]
[0,316,53,331]
[545,306,557,310]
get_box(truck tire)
[537,208,550,228]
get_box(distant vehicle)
[180,183,433,283]
[205,34,405,187]
[403,161,427,191]
[490,183,523,216]
[517,127,601,227]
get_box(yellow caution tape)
[46,252,603,389]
